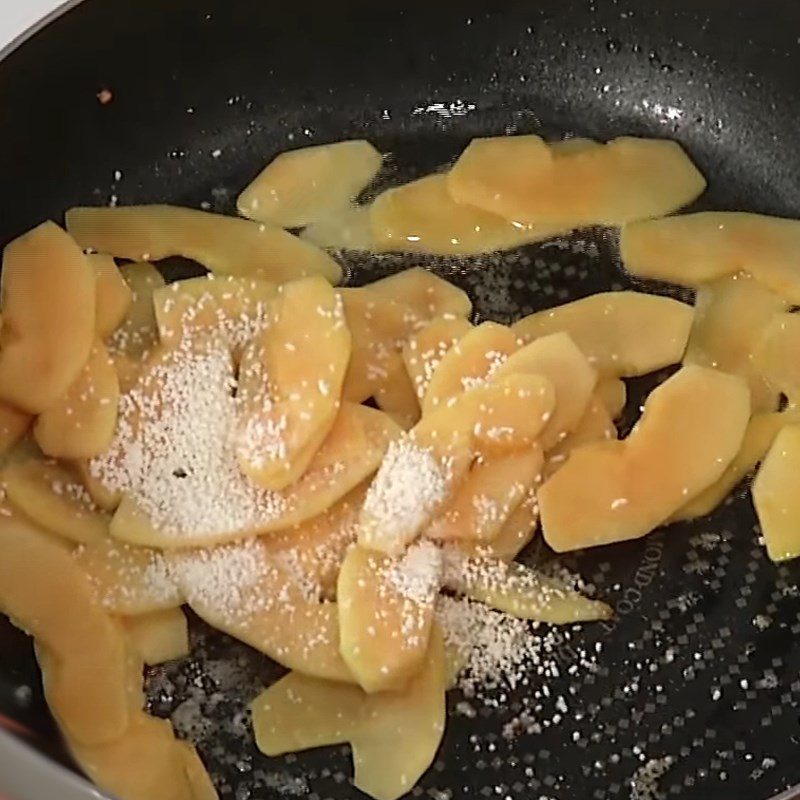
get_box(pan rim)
[0,726,106,800]
[0,0,85,64]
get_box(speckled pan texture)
[2,1,800,799]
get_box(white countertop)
[0,0,73,53]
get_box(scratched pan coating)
[2,1,800,798]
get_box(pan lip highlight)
[0,726,105,800]
[0,0,85,65]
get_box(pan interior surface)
[2,2,800,799]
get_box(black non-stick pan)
[3,1,800,799]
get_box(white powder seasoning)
[169,540,275,624]
[436,593,600,704]
[161,280,271,353]
[437,595,534,694]
[387,539,443,603]
[629,756,675,800]
[77,542,179,611]
[441,547,590,617]
[360,436,447,555]
[458,349,508,394]
[168,536,339,631]
[90,335,288,540]
[52,479,97,510]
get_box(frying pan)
[2,1,800,798]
